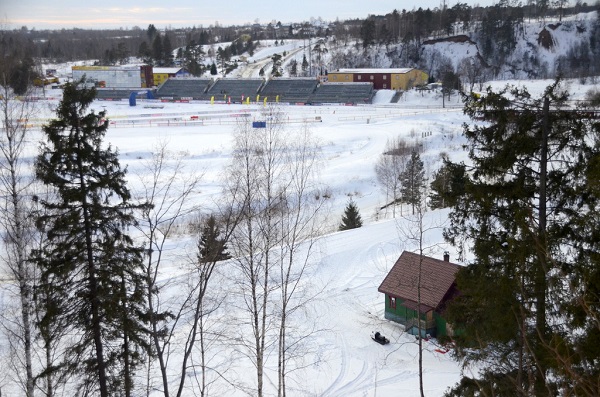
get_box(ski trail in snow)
[328,360,370,396]
[319,332,349,396]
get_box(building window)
[370,75,374,80]
[383,84,387,89]
[383,75,387,80]
[345,75,349,80]
[396,75,399,80]
[389,296,396,309]
[357,75,361,80]
[333,75,337,81]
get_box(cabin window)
[389,296,396,309]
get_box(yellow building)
[153,67,190,87]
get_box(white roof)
[153,67,184,74]
[334,68,414,74]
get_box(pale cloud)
[3,0,496,29]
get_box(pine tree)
[339,199,363,231]
[444,80,600,396]
[210,62,218,75]
[162,34,173,66]
[198,214,231,264]
[400,150,426,215]
[301,54,308,72]
[33,80,150,397]
[152,35,163,66]
[360,18,376,49]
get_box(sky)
[2,0,495,30]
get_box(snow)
[13,15,600,392]
[17,92,467,396]
[13,73,595,397]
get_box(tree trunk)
[1,83,36,397]
[533,96,550,396]
[80,169,108,397]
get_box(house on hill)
[378,251,460,338]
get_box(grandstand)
[95,88,144,100]
[309,82,374,105]
[137,77,377,105]
[199,79,265,103]
[155,78,211,100]
[259,79,318,104]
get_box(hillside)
[217,11,599,84]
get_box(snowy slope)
[4,77,597,396]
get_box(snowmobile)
[371,331,390,345]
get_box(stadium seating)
[308,82,374,105]
[155,78,211,100]
[199,79,265,103]
[134,78,376,105]
[259,79,318,104]
[95,89,140,100]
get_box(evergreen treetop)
[339,199,363,231]
[198,214,231,264]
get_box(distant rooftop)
[335,68,414,74]
[153,67,185,74]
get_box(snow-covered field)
[7,11,594,395]
[9,74,594,397]
[104,94,466,397]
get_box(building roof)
[378,251,460,312]
[334,68,414,74]
[72,65,141,71]
[153,67,185,74]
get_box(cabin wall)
[384,295,444,337]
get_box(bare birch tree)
[133,140,202,396]
[0,80,37,397]
[225,106,289,397]
[179,212,239,397]
[224,108,327,396]
[274,124,326,397]
[396,168,444,397]
[375,137,416,218]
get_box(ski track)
[320,332,349,396]
[328,360,370,397]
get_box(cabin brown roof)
[378,251,460,312]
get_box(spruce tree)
[400,150,426,215]
[339,199,363,231]
[198,214,231,264]
[444,80,600,396]
[33,80,150,397]
[429,160,467,209]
